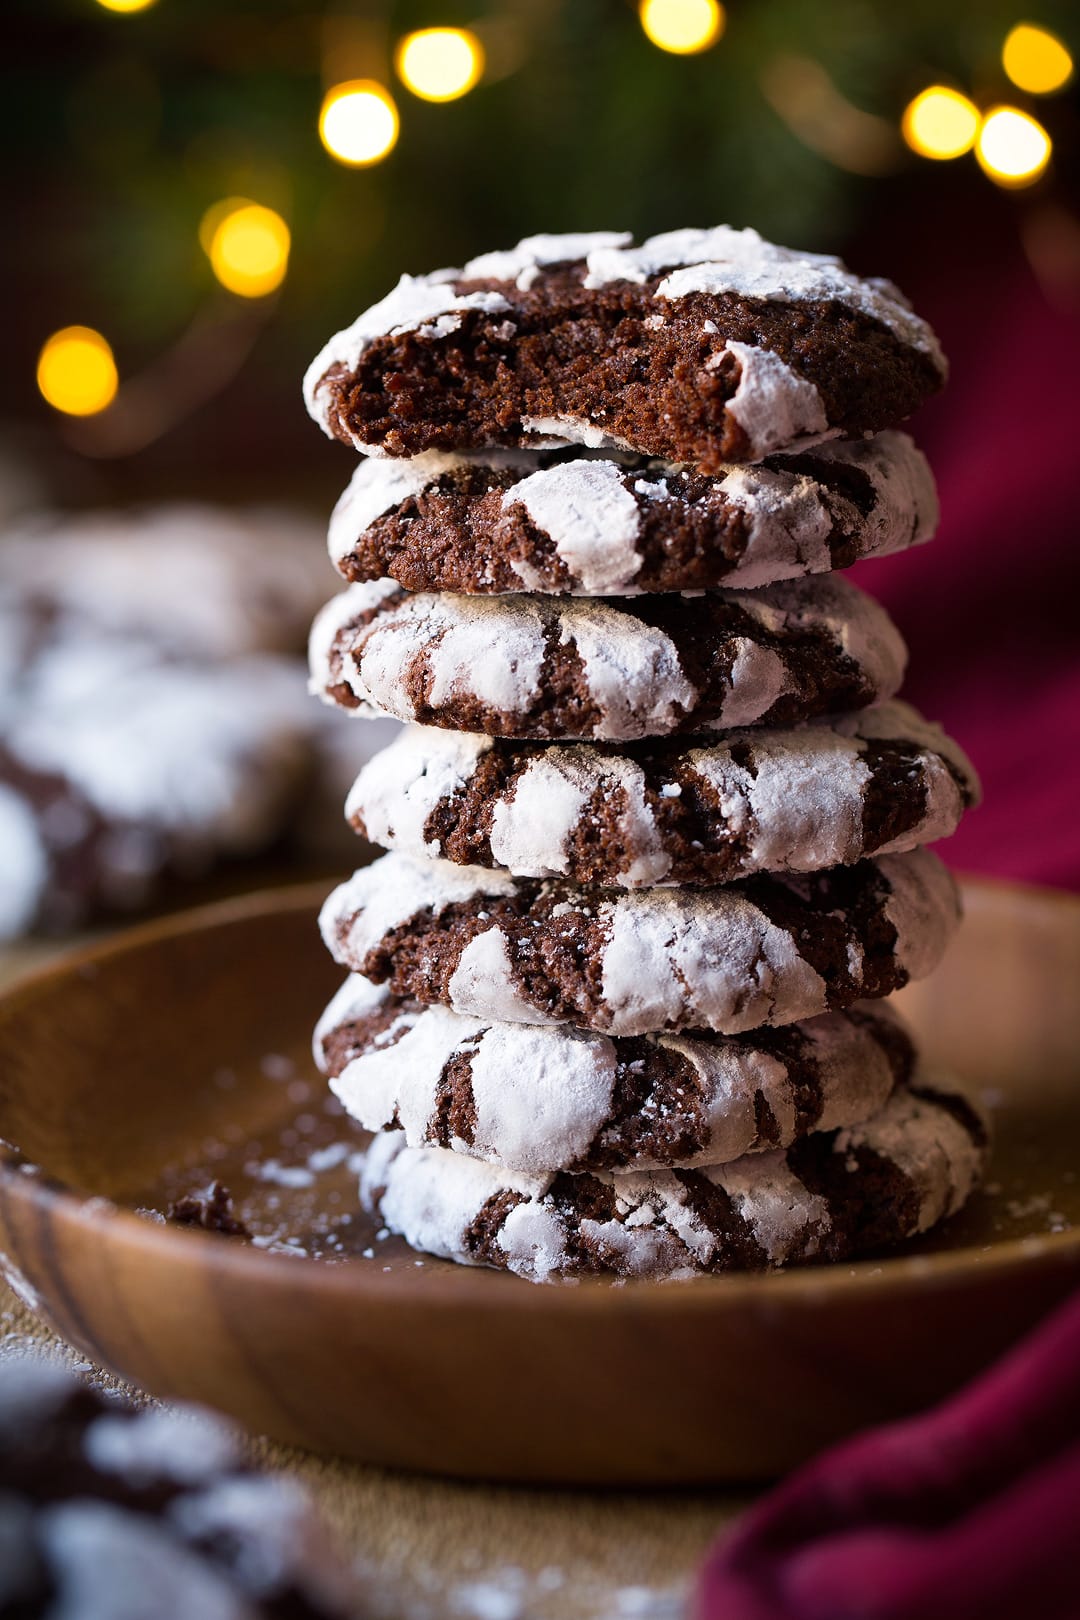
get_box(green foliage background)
[4,0,1076,487]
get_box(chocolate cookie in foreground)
[316,975,914,1174]
[358,1084,987,1282]
[303,227,945,470]
[309,574,906,741]
[318,848,959,1037]
[346,701,979,889]
[328,432,938,596]
[0,1360,354,1617]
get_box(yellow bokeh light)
[203,201,290,298]
[319,80,399,166]
[95,0,157,11]
[395,28,485,102]
[976,105,1052,186]
[37,327,119,417]
[901,86,980,160]
[1003,23,1073,95]
[639,0,724,54]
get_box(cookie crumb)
[167,1182,252,1239]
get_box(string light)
[639,0,724,56]
[901,86,979,160]
[1002,23,1073,95]
[37,327,118,417]
[395,28,484,102]
[319,80,399,166]
[201,201,290,298]
[976,105,1052,186]
[94,0,157,11]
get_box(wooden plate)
[0,877,1077,1486]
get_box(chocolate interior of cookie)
[318,266,942,470]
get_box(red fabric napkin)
[694,1290,1080,1620]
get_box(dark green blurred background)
[4,0,1077,507]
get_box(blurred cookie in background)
[0,659,313,937]
[0,503,393,940]
[293,705,403,867]
[0,502,332,661]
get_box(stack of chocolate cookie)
[303,227,986,1283]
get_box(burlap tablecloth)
[0,936,747,1620]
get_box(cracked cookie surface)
[318,848,960,1037]
[309,574,906,742]
[358,1083,987,1280]
[328,432,937,596]
[345,701,978,889]
[317,977,914,1174]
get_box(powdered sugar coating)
[9,658,310,837]
[345,727,492,858]
[714,430,938,587]
[308,575,906,741]
[317,979,909,1173]
[347,702,977,889]
[582,226,945,371]
[84,1407,240,1488]
[447,928,557,1026]
[881,846,967,983]
[318,848,959,1036]
[722,341,832,459]
[519,415,639,453]
[327,448,537,575]
[358,1083,985,1281]
[42,1503,249,1620]
[597,882,827,1035]
[504,457,643,593]
[463,231,632,290]
[329,455,467,555]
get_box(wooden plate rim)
[1,875,1078,1315]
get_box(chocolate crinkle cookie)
[309,573,906,742]
[315,974,916,1175]
[344,701,979,889]
[0,657,313,939]
[0,1358,355,1617]
[327,431,938,597]
[0,503,328,662]
[0,504,346,940]
[358,1084,988,1282]
[300,222,985,1281]
[318,848,960,1037]
[303,228,945,471]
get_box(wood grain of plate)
[0,876,1077,1485]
